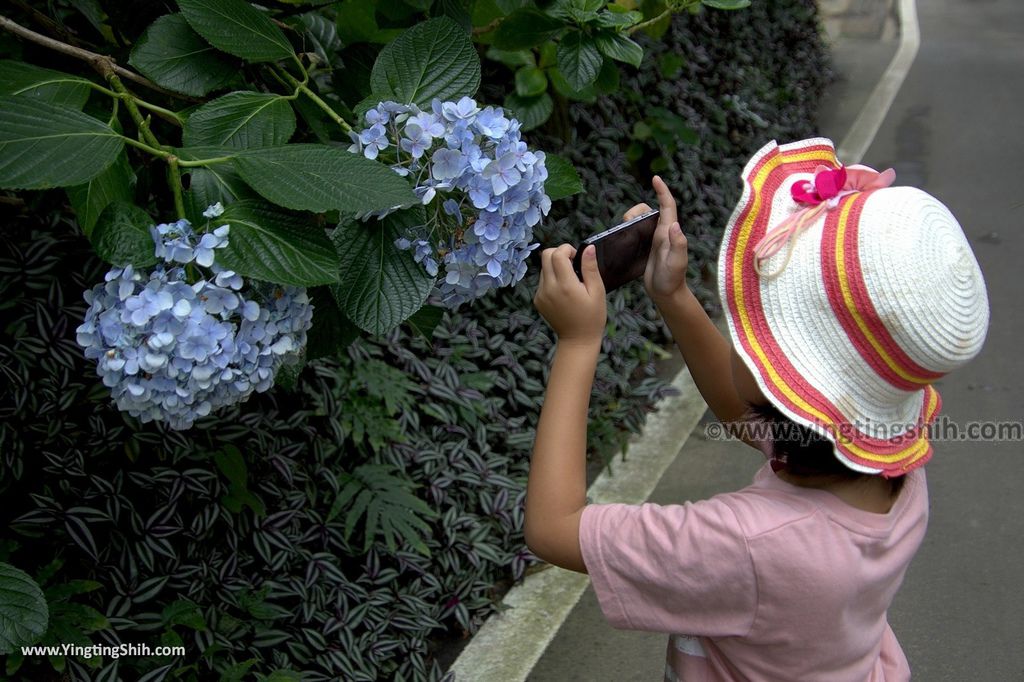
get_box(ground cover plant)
[0,0,830,679]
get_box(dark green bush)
[0,2,831,680]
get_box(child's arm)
[525,243,606,575]
[636,176,750,424]
[523,338,598,574]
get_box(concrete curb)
[447,366,709,681]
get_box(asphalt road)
[528,0,1024,679]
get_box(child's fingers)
[652,175,678,230]
[551,243,577,285]
[623,202,653,222]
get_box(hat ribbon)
[752,164,896,278]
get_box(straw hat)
[718,138,989,476]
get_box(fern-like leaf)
[333,464,438,557]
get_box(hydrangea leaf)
[232,144,418,213]
[90,201,160,268]
[183,92,296,149]
[0,96,123,190]
[331,207,435,336]
[403,305,445,341]
[177,0,294,63]
[369,16,481,108]
[0,562,48,655]
[182,165,257,224]
[0,60,91,109]
[594,30,644,68]
[216,200,341,286]
[67,152,136,236]
[306,286,360,360]
[514,66,548,98]
[503,92,553,131]
[492,8,565,50]
[556,30,602,91]
[128,14,238,97]
[542,152,584,201]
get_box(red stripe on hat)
[820,193,929,391]
[726,144,941,472]
[839,193,946,384]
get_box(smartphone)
[572,209,660,292]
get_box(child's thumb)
[582,245,604,292]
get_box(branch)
[0,14,201,102]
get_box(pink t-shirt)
[579,461,928,681]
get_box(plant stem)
[105,70,162,148]
[120,135,171,159]
[276,65,354,134]
[0,13,201,102]
[167,156,186,220]
[627,7,673,35]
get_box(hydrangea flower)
[346,96,549,308]
[76,211,314,430]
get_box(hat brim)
[718,138,941,477]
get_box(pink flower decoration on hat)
[791,165,848,206]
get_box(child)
[526,138,989,681]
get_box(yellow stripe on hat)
[732,148,932,466]
[834,197,933,385]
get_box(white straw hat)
[718,138,989,476]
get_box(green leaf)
[184,92,296,149]
[485,46,535,68]
[404,305,445,341]
[182,165,256,224]
[542,153,583,201]
[219,660,257,682]
[556,31,602,90]
[335,0,401,44]
[503,92,553,131]
[0,97,123,190]
[594,8,643,29]
[306,287,360,360]
[514,66,547,97]
[594,56,620,94]
[214,445,247,486]
[594,30,643,68]
[162,599,207,631]
[0,60,91,109]
[331,207,435,336]
[336,465,437,556]
[546,65,597,102]
[369,17,480,108]
[66,152,135,236]
[0,562,49,655]
[89,202,159,268]
[493,9,564,50]
[232,144,418,213]
[177,0,294,62]
[129,14,238,97]
[216,200,340,286]
[702,0,751,9]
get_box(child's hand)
[533,243,607,345]
[628,175,689,304]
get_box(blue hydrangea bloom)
[76,210,314,430]
[351,96,550,310]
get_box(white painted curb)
[837,0,920,164]
[447,366,708,682]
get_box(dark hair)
[744,401,906,498]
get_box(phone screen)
[572,209,660,292]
